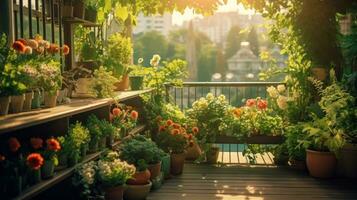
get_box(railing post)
[0,0,14,43]
[165,84,170,103]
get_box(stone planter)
[41,160,55,179]
[148,162,161,180]
[170,152,185,175]
[0,96,11,116]
[23,91,34,112]
[306,149,337,178]
[44,91,59,108]
[124,181,152,200]
[10,94,25,113]
[104,185,125,200]
[31,89,42,109]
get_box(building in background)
[134,13,173,36]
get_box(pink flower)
[245,99,256,107]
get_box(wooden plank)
[215,135,284,144]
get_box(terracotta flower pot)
[41,160,54,179]
[23,91,34,112]
[148,162,161,180]
[339,143,357,178]
[104,185,125,200]
[161,154,171,179]
[311,67,328,81]
[31,89,41,109]
[206,146,220,164]
[115,75,129,91]
[185,141,202,161]
[0,96,11,116]
[127,169,151,185]
[124,181,152,200]
[10,94,25,113]
[306,149,337,178]
[170,152,185,175]
[44,91,59,108]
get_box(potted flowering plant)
[26,153,44,185]
[112,107,139,138]
[19,61,39,111]
[90,66,118,98]
[40,138,61,179]
[86,115,104,153]
[38,60,62,108]
[156,120,194,174]
[99,119,118,146]
[69,122,90,164]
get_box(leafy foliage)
[90,66,118,98]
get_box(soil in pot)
[129,76,144,90]
[41,160,55,179]
[206,146,220,164]
[339,143,357,178]
[104,185,125,200]
[23,91,34,111]
[44,91,59,108]
[185,141,202,161]
[127,169,151,185]
[124,181,152,200]
[10,94,25,113]
[170,152,185,175]
[148,162,161,180]
[0,96,11,116]
[161,154,171,179]
[31,90,41,109]
[115,75,130,91]
[306,149,337,178]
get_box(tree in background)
[198,44,217,81]
[225,26,243,60]
[247,26,260,56]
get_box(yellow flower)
[277,95,288,109]
[267,86,279,98]
[277,85,286,93]
[206,93,214,101]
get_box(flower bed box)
[215,135,284,144]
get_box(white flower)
[277,95,288,110]
[267,86,279,98]
[206,93,214,101]
[218,95,226,103]
[277,85,286,93]
[138,58,144,64]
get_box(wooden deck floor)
[148,164,357,200]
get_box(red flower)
[130,111,139,121]
[30,138,43,150]
[166,120,173,126]
[0,154,5,161]
[171,129,180,135]
[8,137,21,152]
[257,99,268,110]
[192,127,199,134]
[12,41,26,53]
[112,108,122,117]
[62,44,70,55]
[246,99,256,107]
[26,153,44,170]
[173,123,181,129]
[159,125,166,132]
[46,138,61,151]
[187,134,193,140]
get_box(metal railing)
[165,82,284,165]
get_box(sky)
[172,0,255,25]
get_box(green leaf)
[115,5,129,21]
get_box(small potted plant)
[89,66,118,98]
[84,0,98,22]
[86,115,103,153]
[41,138,61,179]
[112,107,139,138]
[128,61,146,91]
[99,119,118,147]
[26,153,44,185]
[156,120,193,175]
[38,60,62,108]
[69,122,90,163]
[19,61,39,111]
[285,125,307,170]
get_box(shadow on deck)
[148,164,357,200]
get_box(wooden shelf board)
[13,151,102,200]
[113,89,153,102]
[215,135,284,144]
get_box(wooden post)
[0,0,14,44]
[64,22,75,70]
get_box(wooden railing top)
[166,82,284,87]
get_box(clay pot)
[44,91,59,108]
[10,94,25,113]
[170,152,185,175]
[306,149,337,178]
[311,67,328,81]
[104,185,124,200]
[127,169,151,185]
[115,75,129,91]
[206,146,220,164]
[124,181,152,200]
[0,96,11,116]
[41,160,54,179]
[148,162,161,180]
[339,143,357,178]
[185,141,202,161]
[23,91,34,111]
[289,159,307,171]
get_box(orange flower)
[171,129,180,135]
[112,108,122,117]
[47,44,59,54]
[233,108,242,117]
[192,127,199,134]
[246,99,256,107]
[173,123,181,129]
[8,137,21,152]
[27,39,39,49]
[17,38,28,45]
[26,153,44,170]
[166,120,173,126]
[62,44,70,55]
[257,99,268,110]
[12,41,26,53]
[130,110,138,120]
[30,137,43,150]
[46,138,61,151]
[159,125,166,132]
[187,134,193,140]
[0,154,5,161]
